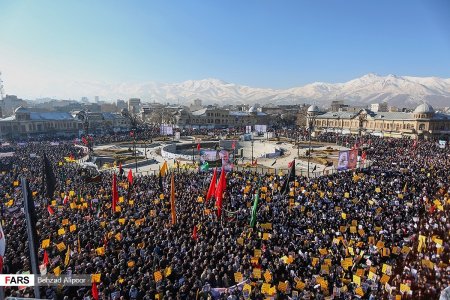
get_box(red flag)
[206,168,217,201]
[215,167,226,218]
[197,143,201,151]
[232,141,236,150]
[130,131,134,137]
[0,256,3,274]
[288,160,294,168]
[63,195,69,205]
[43,250,49,266]
[127,169,133,185]
[47,205,54,216]
[413,139,418,148]
[69,153,74,161]
[192,225,198,241]
[82,136,88,145]
[119,162,122,173]
[92,282,99,300]
[112,173,118,212]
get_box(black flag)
[43,153,56,199]
[281,159,295,195]
[22,178,41,298]
[271,160,277,166]
[313,165,317,172]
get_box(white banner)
[245,126,252,134]
[254,124,267,133]
[0,152,14,158]
[160,124,173,136]
[439,140,446,149]
[337,150,349,170]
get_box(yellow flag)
[64,246,70,266]
[160,161,168,177]
[53,266,61,276]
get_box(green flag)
[200,161,209,171]
[250,194,259,228]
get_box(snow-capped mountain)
[66,74,450,108]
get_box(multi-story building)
[0,106,82,138]
[74,111,132,134]
[173,106,269,129]
[370,102,388,112]
[309,103,450,139]
[0,95,28,117]
[128,98,141,116]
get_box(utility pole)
[306,105,318,178]
[251,140,254,164]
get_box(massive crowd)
[0,134,449,299]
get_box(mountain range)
[69,73,450,108]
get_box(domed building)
[0,106,83,138]
[310,102,450,140]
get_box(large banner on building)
[348,149,358,169]
[254,125,267,133]
[160,124,173,136]
[200,150,219,162]
[219,150,233,171]
[337,150,349,170]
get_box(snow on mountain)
[64,74,450,108]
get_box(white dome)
[14,106,28,114]
[414,103,434,113]
[248,106,257,113]
[307,105,319,113]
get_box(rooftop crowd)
[0,134,449,299]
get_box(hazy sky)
[0,0,449,99]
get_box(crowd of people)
[0,134,449,299]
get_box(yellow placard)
[277,281,287,292]
[118,218,126,225]
[380,274,390,284]
[353,275,361,286]
[154,271,163,282]
[263,270,272,282]
[254,249,262,258]
[91,274,101,283]
[375,187,381,193]
[127,261,135,268]
[341,212,347,219]
[164,266,172,277]
[234,272,243,283]
[53,266,61,276]
[95,247,105,256]
[41,239,51,249]
[13,181,19,187]
[56,242,66,252]
[69,224,77,232]
[253,268,261,279]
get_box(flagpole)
[21,177,41,299]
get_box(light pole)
[251,140,254,165]
[306,105,319,178]
[192,145,195,164]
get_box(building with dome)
[310,103,450,139]
[0,106,82,138]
